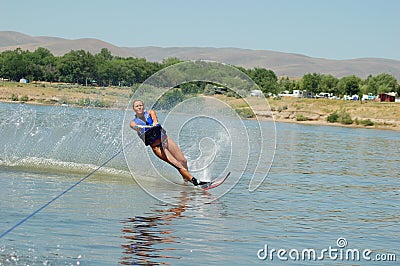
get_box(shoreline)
[268,116,400,132]
[214,94,400,131]
[1,82,399,131]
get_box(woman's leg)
[151,144,193,182]
[164,137,189,170]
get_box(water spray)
[0,139,135,240]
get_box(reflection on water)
[120,191,194,265]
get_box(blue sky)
[1,0,399,60]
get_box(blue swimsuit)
[133,111,165,146]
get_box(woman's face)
[133,101,144,115]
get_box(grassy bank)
[0,81,132,109]
[214,94,400,131]
[1,81,399,131]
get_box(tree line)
[239,67,399,97]
[0,47,169,86]
[0,47,399,97]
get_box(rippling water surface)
[0,103,399,265]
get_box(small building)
[343,94,359,100]
[362,93,376,101]
[303,91,314,98]
[278,90,313,98]
[378,93,396,102]
[250,89,263,97]
[315,92,331,98]
[292,90,303,97]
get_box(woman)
[130,100,208,187]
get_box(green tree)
[107,58,126,86]
[179,82,203,95]
[125,57,160,84]
[26,47,57,81]
[300,73,321,93]
[279,77,296,92]
[361,73,399,95]
[320,74,339,94]
[0,48,29,81]
[154,88,184,110]
[362,75,378,95]
[97,48,113,61]
[373,73,399,94]
[246,67,279,94]
[162,57,183,67]
[57,50,95,84]
[337,75,361,96]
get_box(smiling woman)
[129,99,211,187]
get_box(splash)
[0,103,128,175]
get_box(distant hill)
[0,31,135,58]
[1,31,400,80]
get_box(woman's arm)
[130,121,140,132]
[149,110,159,125]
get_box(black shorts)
[139,125,166,146]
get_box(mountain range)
[1,31,399,80]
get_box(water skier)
[130,100,208,187]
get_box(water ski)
[200,172,231,190]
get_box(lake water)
[0,102,399,265]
